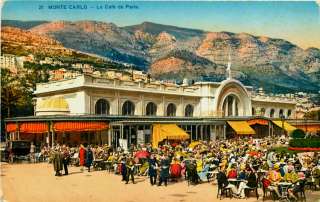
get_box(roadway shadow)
[67,171,83,175]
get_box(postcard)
[1,1,320,202]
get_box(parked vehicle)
[4,140,31,162]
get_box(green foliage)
[304,110,320,120]
[272,147,298,155]
[1,63,51,119]
[289,138,320,148]
[291,129,306,139]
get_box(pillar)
[52,131,55,148]
[108,129,112,146]
[223,124,226,139]
[232,98,236,116]
[225,99,228,117]
[196,125,198,140]
[200,125,203,140]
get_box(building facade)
[6,73,305,148]
[34,74,296,119]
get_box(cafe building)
[5,72,301,149]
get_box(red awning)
[54,121,108,132]
[6,123,17,133]
[247,119,269,126]
[20,122,49,133]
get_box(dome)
[36,97,70,115]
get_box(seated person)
[198,163,211,182]
[288,172,306,200]
[237,165,247,181]
[283,165,298,183]
[312,162,320,188]
[227,163,238,179]
[267,164,282,199]
[236,167,258,198]
[217,167,238,197]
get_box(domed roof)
[37,97,69,112]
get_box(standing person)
[125,157,135,184]
[79,144,86,172]
[158,154,170,186]
[85,145,94,172]
[52,146,63,176]
[148,154,158,185]
[30,142,36,163]
[120,155,127,181]
[62,145,70,175]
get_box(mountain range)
[2,20,320,93]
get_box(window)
[279,109,284,117]
[270,109,275,118]
[185,104,194,117]
[287,110,292,118]
[122,101,135,116]
[95,99,110,115]
[252,107,256,115]
[222,95,239,116]
[166,103,176,117]
[261,108,266,116]
[146,102,157,116]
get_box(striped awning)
[152,124,189,148]
[54,121,108,132]
[272,121,297,133]
[247,119,269,126]
[227,121,256,135]
[20,122,49,133]
[6,123,17,133]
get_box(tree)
[1,69,29,118]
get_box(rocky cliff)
[2,20,320,93]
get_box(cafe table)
[278,182,293,199]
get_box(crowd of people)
[34,136,320,200]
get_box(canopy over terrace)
[152,124,190,148]
[5,120,108,146]
[272,120,297,134]
[227,121,256,135]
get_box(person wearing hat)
[85,145,93,172]
[125,156,135,184]
[52,146,63,176]
[312,162,320,188]
[158,154,170,186]
[287,172,306,200]
[148,154,158,186]
[266,164,282,199]
[236,167,257,199]
[283,165,298,184]
[216,166,238,197]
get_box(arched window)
[122,100,135,116]
[261,108,266,116]
[185,104,194,117]
[287,110,292,118]
[95,99,110,115]
[252,107,256,115]
[146,102,157,116]
[166,103,176,117]
[222,95,239,117]
[270,109,275,118]
[279,109,284,117]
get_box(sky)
[2,1,320,49]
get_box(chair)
[305,177,317,191]
[295,180,306,200]
[245,178,259,200]
[217,183,232,200]
[262,178,276,201]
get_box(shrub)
[289,138,320,148]
[291,129,306,139]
